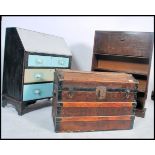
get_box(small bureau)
[2,27,72,115]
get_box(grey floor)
[1,99,154,139]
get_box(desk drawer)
[28,55,70,68]
[23,83,53,101]
[24,69,55,83]
[51,56,69,67]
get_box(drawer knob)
[34,89,41,95]
[58,59,64,65]
[35,73,42,79]
[36,58,43,64]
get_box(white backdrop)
[1,16,154,104]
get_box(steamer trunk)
[52,69,138,132]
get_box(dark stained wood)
[151,91,154,100]
[2,95,51,115]
[136,95,145,109]
[3,28,24,101]
[92,31,154,117]
[52,71,59,123]
[94,31,153,57]
[135,108,146,118]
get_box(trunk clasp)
[125,89,130,99]
[96,86,106,100]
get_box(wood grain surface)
[55,115,134,132]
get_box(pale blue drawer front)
[51,56,69,68]
[28,55,52,67]
[23,83,53,101]
[28,55,70,68]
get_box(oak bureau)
[2,27,72,115]
[91,31,154,117]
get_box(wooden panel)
[56,70,137,90]
[52,72,59,122]
[62,69,136,83]
[3,28,24,100]
[61,102,133,107]
[138,80,147,92]
[61,91,135,102]
[63,82,136,90]
[56,120,132,132]
[55,115,134,132]
[58,107,133,117]
[57,115,132,122]
[24,69,55,83]
[97,60,149,75]
[57,102,134,117]
[94,31,153,57]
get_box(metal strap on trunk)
[62,87,136,92]
[60,86,136,100]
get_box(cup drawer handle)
[34,89,41,95]
[34,73,43,79]
[36,58,43,64]
[58,59,64,65]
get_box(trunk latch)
[125,89,130,99]
[96,86,107,100]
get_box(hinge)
[58,81,63,90]
[68,88,74,99]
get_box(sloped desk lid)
[16,27,72,56]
